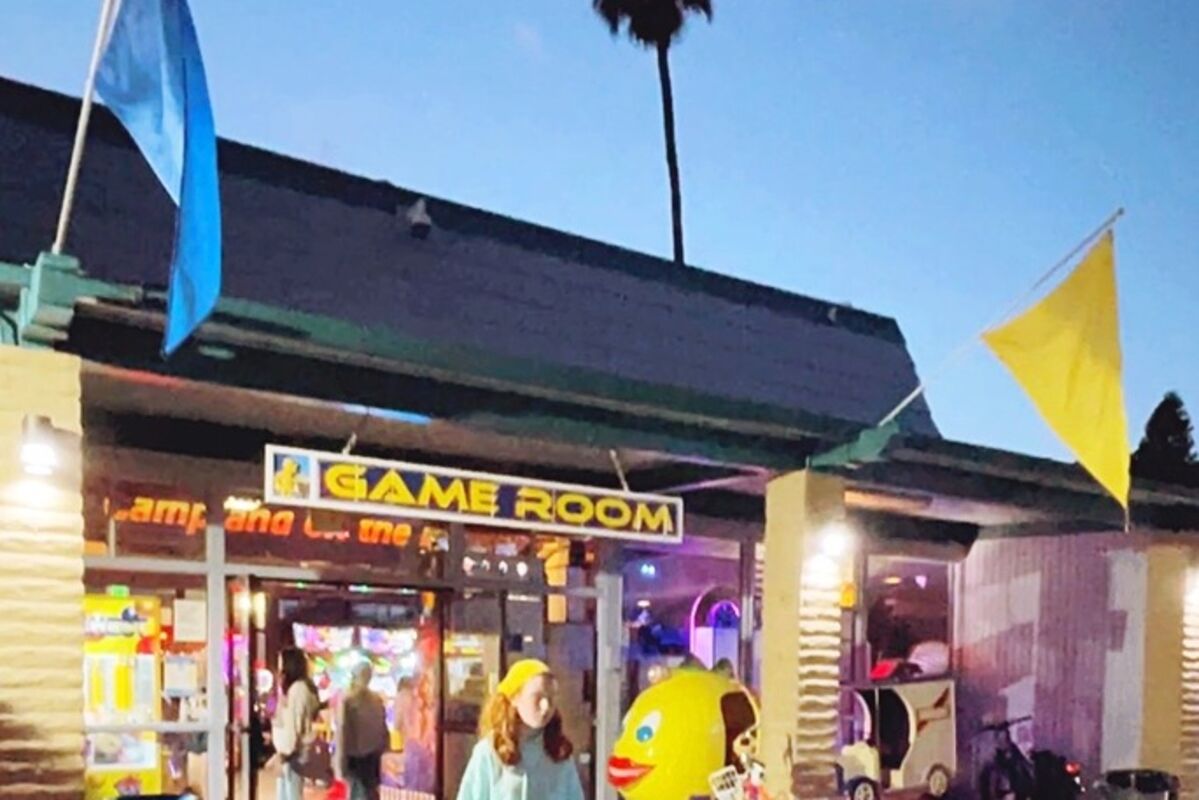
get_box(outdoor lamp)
[20,415,59,476]
[819,520,855,558]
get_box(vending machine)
[83,594,163,800]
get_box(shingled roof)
[0,76,937,437]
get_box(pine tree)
[1132,392,1199,488]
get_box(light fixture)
[252,591,267,629]
[915,574,929,590]
[20,415,58,476]
[406,197,433,239]
[804,554,841,590]
[637,599,652,609]
[639,562,658,579]
[819,521,854,558]
[884,576,903,586]
[235,591,253,617]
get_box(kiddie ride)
[607,667,768,800]
[835,678,957,800]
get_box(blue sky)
[2,1,1196,460]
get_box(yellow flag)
[982,231,1130,508]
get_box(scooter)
[978,718,1083,800]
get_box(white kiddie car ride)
[836,678,957,800]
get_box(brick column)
[760,470,845,799]
[0,346,84,799]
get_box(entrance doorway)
[228,579,598,800]
[229,580,442,800]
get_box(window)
[862,557,952,682]
[83,570,211,800]
[84,479,208,560]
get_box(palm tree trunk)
[656,42,685,266]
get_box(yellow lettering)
[468,480,499,515]
[154,500,193,527]
[595,497,632,529]
[270,510,294,537]
[325,464,368,500]
[416,475,468,511]
[516,487,553,522]
[129,497,155,524]
[185,503,207,536]
[303,515,322,539]
[245,508,272,534]
[633,503,675,534]
[358,518,391,545]
[367,470,417,506]
[556,493,594,526]
[390,523,413,547]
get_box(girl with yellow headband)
[456,659,584,800]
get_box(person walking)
[456,659,584,800]
[335,659,390,800]
[272,646,322,800]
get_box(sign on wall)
[263,445,684,544]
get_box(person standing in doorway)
[335,659,390,800]
[272,647,322,800]
[456,659,584,800]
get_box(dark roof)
[0,75,937,436]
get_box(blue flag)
[95,0,221,356]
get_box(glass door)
[442,589,504,800]
[230,579,443,800]
[439,590,599,800]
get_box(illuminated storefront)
[7,75,1199,800]
[70,431,690,799]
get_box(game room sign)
[264,445,684,544]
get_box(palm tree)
[594,0,712,266]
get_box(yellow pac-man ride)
[607,667,758,800]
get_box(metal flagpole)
[877,206,1126,427]
[51,0,120,255]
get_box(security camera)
[406,197,432,240]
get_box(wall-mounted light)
[638,562,658,579]
[803,554,841,590]
[819,520,855,558]
[20,415,60,476]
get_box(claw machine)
[83,593,164,799]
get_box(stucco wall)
[0,346,85,798]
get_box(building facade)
[3,76,1199,800]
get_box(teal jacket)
[456,734,585,800]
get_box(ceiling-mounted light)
[20,415,59,477]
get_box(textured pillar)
[1142,545,1185,774]
[1180,557,1199,797]
[760,470,844,799]
[0,346,84,799]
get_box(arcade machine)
[293,620,440,797]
